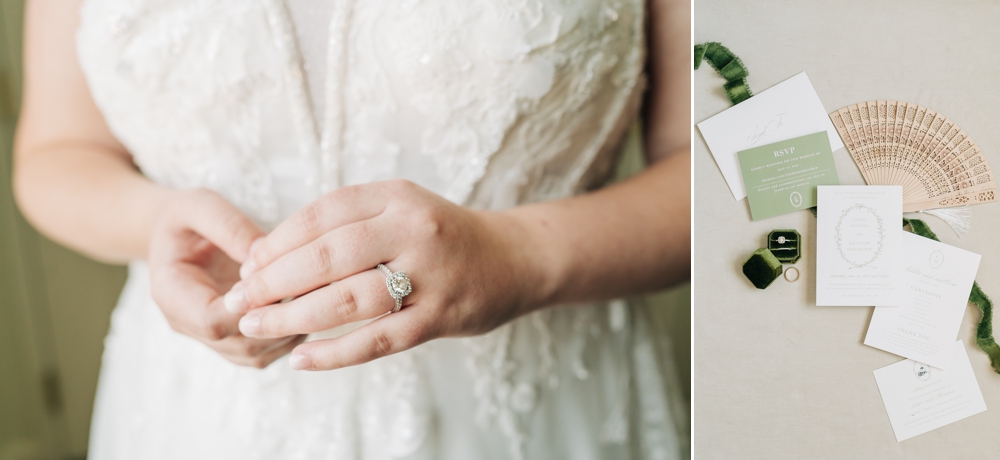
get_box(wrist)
[145,186,198,256]
[479,206,569,314]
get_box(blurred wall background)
[0,2,690,458]
[1,3,127,459]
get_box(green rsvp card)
[737,131,840,220]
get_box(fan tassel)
[918,206,972,237]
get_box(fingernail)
[224,282,249,313]
[289,353,312,370]
[239,258,257,280]
[239,314,261,337]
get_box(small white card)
[697,72,844,201]
[865,232,981,368]
[816,186,903,306]
[873,341,987,442]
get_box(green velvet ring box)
[742,248,782,289]
[767,229,801,264]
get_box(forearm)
[12,142,175,263]
[644,0,691,161]
[14,0,176,263]
[503,148,691,308]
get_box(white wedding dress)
[77,1,687,458]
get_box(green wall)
[0,3,127,459]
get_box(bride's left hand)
[224,179,549,370]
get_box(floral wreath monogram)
[833,203,885,269]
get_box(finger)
[178,190,265,264]
[151,261,241,340]
[233,218,399,311]
[207,332,301,358]
[219,335,307,369]
[288,308,437,371]
[255,335,308,368]
[258,334,305,355]
[244,184,388,275]
[239,270,393,338]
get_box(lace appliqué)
[371,1,572,205]
[466,324,529,460]
[77,0,300,225]
[358,352,431,459]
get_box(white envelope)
[697,72,844,201]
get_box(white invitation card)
[816,186,903,306]
[697,72,844,201]
[873,341,987,442]
[865,232,981,368]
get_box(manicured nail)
[289,353,312,370]
[239,258,257,280]
[239,314,261,337]
[224,282,248,313]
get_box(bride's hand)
[148,188,306,368]
[225,179,548,370]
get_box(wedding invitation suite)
[816,186,903,306]
[873,341,987,442]
[737,131,840,220]
[697,72,844,201]
[865,232,981,368]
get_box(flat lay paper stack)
[830,101,998,212]
[698,72,843,202]
[811,176,988,443]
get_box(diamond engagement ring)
[377,264,412,313]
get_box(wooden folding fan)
[830,101,997,213]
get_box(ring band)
[784,266,800,282]
[377,263,412,313]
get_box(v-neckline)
[264,0,353,195]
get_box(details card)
[873,341,987,442]
[697,72,844,201]
[865,232,981,369]
[737,131,840,220]
[816,186,903,306]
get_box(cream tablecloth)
[693,1,1000,458]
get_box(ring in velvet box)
[767,229,801,264]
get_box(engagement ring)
[377,263,412,313]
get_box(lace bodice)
[77,2,686,460]
[77,0,646,226]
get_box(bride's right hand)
[147,188,305,368]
